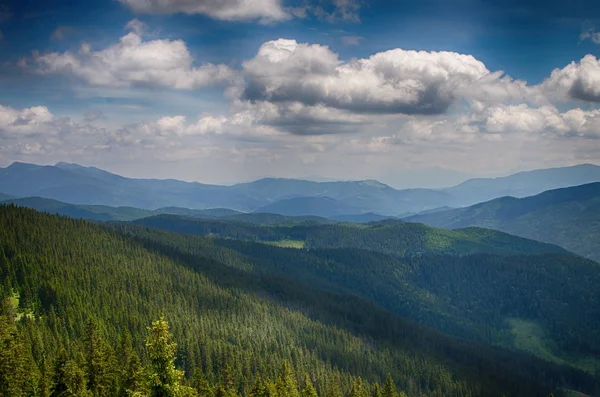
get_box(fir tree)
[382,375,397,397]
[301,374,318,397]
[275,361,299,397]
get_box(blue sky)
[0,0,599,187]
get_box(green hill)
[405,183,600,261]
[131,215,569,257]
[123,215,600,372]
[1,205,597,396]
[120,223,600,371]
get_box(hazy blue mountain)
[441,163,600,206]
[253,196,363,217]
[2,161,600,215]
[0,162,453,214]
[0,196,244,222]
[233,177,455,214]
[330,212,392,223]
[224,212,335,225]
[0,192,14,201]
[406,182,600,261]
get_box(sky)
[0,0,600,188]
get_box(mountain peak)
[6,161,43,170]
[55,162,88,170]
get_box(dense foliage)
[1,206,598,396]
[406,182,600,261]
[130,215,567,257]
[117,221,600,367]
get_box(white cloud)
[394,104,600,143]
[580,28,600,44]
[542,55,600,102]
[33,27,237,90]
[124,18,147,35]
[117,0,290,23]
[241,39,538,119]
[0,105,55,136]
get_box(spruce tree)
[146,317,196,397]
[349,377,367,397]
[301,374,318,397]
[84,320,115,397]
[0,298,30,397]
[370,383,382,397]
[325,373,342,397]
[194,368,214,397]
[275,361,299,397]
[382,375,397,397]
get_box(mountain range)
[2,161,600,216]
[406,182,600,261]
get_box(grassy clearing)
[263,239,305,249]
[508,318,562,364]
[507,318,600,374]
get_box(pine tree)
[301,374,318,397]
[51,348,91,397]
[84,320,115,397]
[146,317,197,397]
[221,363,237,397]
[325,373,342,397]
[349,377,367,397]
[275,361,299,397]
[370,383,382,397]
[0,298,30,397]
[382,375,397,397]
[119,330,146,397]
[194,368,213,397]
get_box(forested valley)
[1,205,600,397]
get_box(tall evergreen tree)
[301,374,318,397]
[348,377,367,397]
[194,368,213,397]
[325,373,342,397]
[145,317,196,397]
[0,298,32,397]
[382,375,397,397]
[275,361,299,397]
[84,320,115,397]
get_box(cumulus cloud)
[117,0,290,23]
[0,105,112,158]
[542,55,600,102]
[392,104,600,144]
[0,105,55,136]
[33,24,237,89]
[124,18,147,35]
[230,38,544,134]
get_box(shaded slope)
[407,183,600,260]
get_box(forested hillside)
[1,205,598,396]
[406,183,600,260]
[130,215,568,257]
[116,221,600,372]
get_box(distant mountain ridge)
[406,182,600,261]
[440,163,600,205]
[1,161,600,216]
